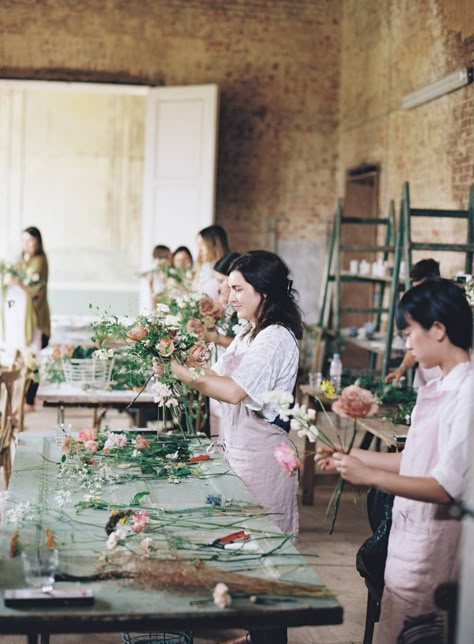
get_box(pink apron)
[378,383,462,643]
[217,344,299,535]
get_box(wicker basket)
[62,356,115,388]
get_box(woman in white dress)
[192,224,229,299]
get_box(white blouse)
[419,361,474,500]
[213,324,299,422]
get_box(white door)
[140,84,219,309]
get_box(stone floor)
[0,405,375,644]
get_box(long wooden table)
[0,432,342,642]
[37,383,157,427]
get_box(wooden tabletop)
[0,433,342,637]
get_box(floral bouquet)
[0,260,43,289]
[268,383,378,534]
[91,300,215,433]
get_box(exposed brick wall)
[1,0,473,275]
[339,0,474,275]
[0,0,342,252]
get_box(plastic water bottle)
[329,353,343,392]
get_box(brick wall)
[0,0,342,252]
[1,0,473,275]
[339,0,474,275]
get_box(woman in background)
[3,226,51,410]
[193,224,229,299]
[172,246,193,271]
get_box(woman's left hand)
[332,452,373,486]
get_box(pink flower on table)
[127,323,148,341]
[103,433,128,450]
[77,427,97,443]
[134,435,150,450]
[332,384,379,419]
[213,582,232,608]
[186,318,206,340]
[156,336,175,357]
[131,510,150,533]
[84,440,98,453]
[187,341,209,367]
[274,443,301,476]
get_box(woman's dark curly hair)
[229,250,303,341]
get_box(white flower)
[163,315,180,327]
[6,502,35,526]
[153,381,173,406]
[54,490,72,508]
[93,348,114,360]
[167,450,179,461]
[165,397,179,408]
[131,449,140,458]
[213,582,232,608]
[139,537,153,557]
[156,303,170,313]
[106,528,127,550]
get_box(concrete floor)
[1,405,373,644]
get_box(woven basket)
[62,356,115,388]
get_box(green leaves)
[130,491,150,507]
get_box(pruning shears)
[207,530,251,549]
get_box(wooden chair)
[0,367,22,487]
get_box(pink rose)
[135,434,150,450]
[84,440,98,452]
[77,427,98,443]
[127,323,148,341]
[156,336,175,357]
[274,443,301,476]
[332,385,379,419]
[187,341,209,367]
[186,318,206,340]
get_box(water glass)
[54,422,72,446]
[309,372,322,389]
[22,547,59,592]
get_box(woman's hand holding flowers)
[332,452,372,486]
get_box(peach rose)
[186,318,206,340]
[156,336,175,357]
[135,435,150,450]
[127,323,148,341]
[77,427,98,443]
[199,296,220,318]
[51,346,62,361]
[187,341,209,367]
[332,385,379,419]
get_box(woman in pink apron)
[167,250,303,644]
[169,250,302,535]
[316,278,473,643]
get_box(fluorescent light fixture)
[401,67,473,110]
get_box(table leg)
[57,405,65,425]
[26,633,50,644]
[137,407,147,428]
[302,435,315,505]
